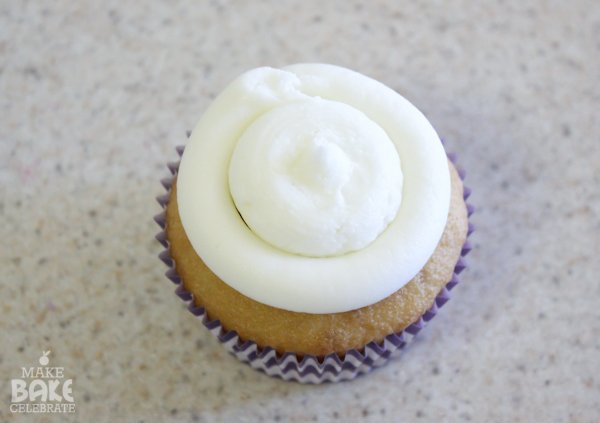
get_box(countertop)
[1,1,599,422]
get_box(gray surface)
[1,1,599,422]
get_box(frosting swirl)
[229,98,403,257]
[177,64,450,314]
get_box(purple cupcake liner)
[154,138,475,384]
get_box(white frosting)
[177,64,451,314]
[229,99,403,257]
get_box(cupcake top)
[177,64,450,314]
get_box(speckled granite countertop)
[1,1,599,422]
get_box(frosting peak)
[229,99,403,257]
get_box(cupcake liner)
[154,138,475,384]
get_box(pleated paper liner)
[154,138,475,384]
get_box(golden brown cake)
[166,158,468,358]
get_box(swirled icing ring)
[177,64,451,314]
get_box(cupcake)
[155,64,474,383]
